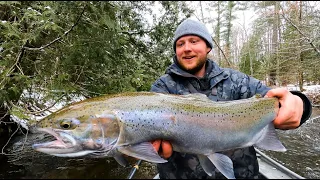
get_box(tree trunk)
[270,1,280,87]
[215,2,222,66]
[298,1,305,91]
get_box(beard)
[177,58,207,75]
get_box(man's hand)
[265,87,303,129]
[151,139,173,159]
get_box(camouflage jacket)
[150,57,311,179]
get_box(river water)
[0,108,319,179]
[261,107,320,179]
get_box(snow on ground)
[285,84,320,94]
[285,84,320,105]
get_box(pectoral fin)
[113,152,129,167]
[205,153,235,179]
[117,142,167,163]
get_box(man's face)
[175,35,211,75]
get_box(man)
[150,18,312,179]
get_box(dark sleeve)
[247,76,271,97]
[236,71,271,99]
[290,90,313,127]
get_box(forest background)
[0,1,319,137]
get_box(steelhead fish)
[31,92,286,179]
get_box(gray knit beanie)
[173,18,214,52]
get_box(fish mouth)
[32,128,86,156]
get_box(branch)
[0,41,28,89]
[118,28,155,36]
[24,5,86,51]
[0,122,21,155]
[11,94,65,116]
[110,4,168,37]
[279,5,320,55]
[211,37,233,67]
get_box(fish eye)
[60,122,71,129]
[59,119,81,129]
[60,121,71,129]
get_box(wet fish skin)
[31,92,285,179]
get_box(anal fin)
[206,153,235,179]
[255,122,286,152]
[198,154,215,176]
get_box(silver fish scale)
[108,93,278,155]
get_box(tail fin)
[254,122,286,152]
